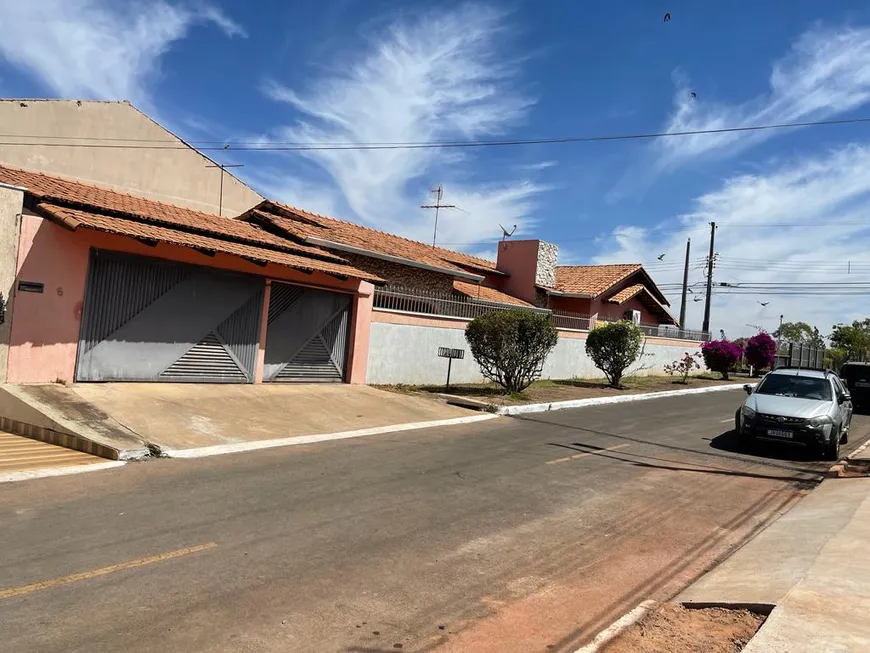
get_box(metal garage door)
[76,250,264,382]
[263,282,351,382]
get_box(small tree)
[585,321,644,388]
[744,332,776,374]
[465,310,558,394]
[664,351,701,384]
[701,339,743,380]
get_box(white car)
[735,368,853,460]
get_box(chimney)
[496,240,559,304]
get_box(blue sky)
[2,0,870,337]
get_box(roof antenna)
[205,162,244,217]
[499,224,517,242]
[421,185,457,247]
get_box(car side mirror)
[841,393,851,404]
[743,384,753,395]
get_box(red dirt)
[602,603,766,653]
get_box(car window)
[831,376,845,397]
[754,374,833,401]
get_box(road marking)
[0,542,217,600]
[720,418,734,423]
[546,443,630,465]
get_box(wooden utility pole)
[679,238,691,328]
[205,163,244,217]
[702,222,716,335]
[421,185,456,247]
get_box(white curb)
[0,461,127,484]
[162,413,500,459]
[499,383,751,416]
[572,600,657,652]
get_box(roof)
[37,204,380,281]
[0,165,335,260]
[243,201,502,280]
[606,284,646,304]
[452,280,534,307]
[0,165,381,283]
[552,264,643,297]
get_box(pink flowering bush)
[744,332,777,374]
[664,351,702,383]
[701,339,744,380]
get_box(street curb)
[571,600,657,652]
[498,383,750,416]
[161,413,500,459]
[0,461,127,484]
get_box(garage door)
[263,282,352,382]
[76,250,264,382]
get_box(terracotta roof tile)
[606,284,646,304]
[36,203,382,282]
[0,165,345,262]
[452,280,534,307]
[553,264,643,297]
[247,201,500,277]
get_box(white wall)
[367,319,704,386]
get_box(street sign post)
[437,347,465,390]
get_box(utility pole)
[205,163,244,217]
[702,222,716,336]
[679,238,691,328]
[776,314,784,348]
[421,185,456,247]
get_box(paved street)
[2,390,868,653]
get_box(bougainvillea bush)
[664,351,702,384]
[701,339,744,380]
[744,332,777,373]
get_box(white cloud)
[658,25,870,169]
[596,144,870,338]
[0,0,245,103]
[262,3,546,247]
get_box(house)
[494,239,677,327]
[0,165,379,385]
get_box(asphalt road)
[1,390,868,653]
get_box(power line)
[1,115,870,152]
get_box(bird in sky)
[663,13,671,22]
[657,253,666,260]
[758,301,770,307]
[693,297,702,302]
[689,91,697,99]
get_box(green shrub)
[585,321,644,388]
[465,310,558,394]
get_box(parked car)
[839,362,870,412]
[735,367,852,460]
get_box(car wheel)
[734,409,741,433]
[823,426,842,461]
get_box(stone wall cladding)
[535,241,558,288]
[341,253,455,293]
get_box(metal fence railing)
[373,287,713,341]
[552,310,592,331]
[596,315,709,342]
[373,287,547,321]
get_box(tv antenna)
[421,185,457,247]
[205,162,244,216]
[498,224,517,242]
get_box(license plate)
[855,381,870,387]
[767,429,793,439]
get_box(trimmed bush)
[465,310,558,394]
[701,339,743,380]
[585,321,644,388]
[744,332,776,373]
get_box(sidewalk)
[679,447,870,652]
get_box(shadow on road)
[710,429,825,463]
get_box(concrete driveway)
[1,390,867,653]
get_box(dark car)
[840,362,870,412]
